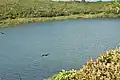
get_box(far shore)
[0,14,120,28]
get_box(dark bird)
[41,52,49,57]
[0,32,5,34]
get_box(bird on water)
[41,52,50,57]
[0,32,5,34]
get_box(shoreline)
[0,13,120,28]
[49,48,120,80]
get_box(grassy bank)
[50,48,120,80]
[1,13,120,28]
[0,0,120,28]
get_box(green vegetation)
[0,0,120,28]
[50,48,120,80]
[112,0,120,13]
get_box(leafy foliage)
[107,0,120,13]
[0,0,115,20]
[51,48,120,80]
[50,70,77,80]
[113,0,120,13]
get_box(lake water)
[0,19,120,80]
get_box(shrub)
[0,0,115,21]
[50,48,120,80]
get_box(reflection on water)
[0,19,120,80]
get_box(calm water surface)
[0,19,120,80]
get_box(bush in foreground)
[50,48,120,80]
